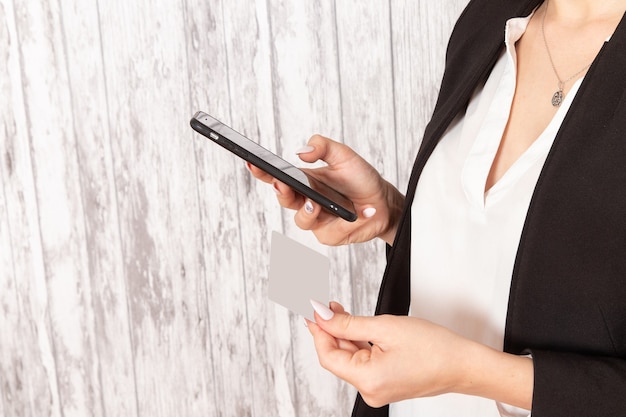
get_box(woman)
[251,0,626,415]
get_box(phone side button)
[209,132,219,141]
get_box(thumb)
[310,300,380,343]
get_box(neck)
[547,0,626,23]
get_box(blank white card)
[268,231,329,321]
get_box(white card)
[268,231,329,321]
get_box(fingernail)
[310,299,334,320]
[245,162,253,171]
[304,200,314,214]
[363,207,377,218]
[273,182,282,195]
[295,145,315,155]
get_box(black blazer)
[352,0,626,415]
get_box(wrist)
[379,181,405,246]
[456,343,534,410]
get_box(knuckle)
[317,355,330,370]
[360,382,385,408]
[294,212,315,231]
[362,396,384,409]
[340,313,355,333]
[316,234,338,246]
[309,134,327,144]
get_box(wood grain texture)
[0,1,61,414]
[60,1,138,416]
[265,1,356,415]
[0,0,469,415]
[391,0,469,193]
[97,0,215,415]
[333,0,398,322]
[6,0,102,416]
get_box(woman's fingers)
[310,301,383,345]
[293,199,324,230]
[246,134,402,245]
[246,162,273,183]
[272,180,304,211]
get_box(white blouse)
[391,11,585,417]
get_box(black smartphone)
[190,111,358,222]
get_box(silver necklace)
[541,0,593,106]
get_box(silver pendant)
[551,90,563,107]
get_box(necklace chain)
[540,0,593,106]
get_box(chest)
[489,15,609,190]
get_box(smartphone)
[190,111,358,222]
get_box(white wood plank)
[7,0,103,415]
[391,0,469,192]
[184,0,295,415]
[219,0,300,415]
[334,0,396,319]
[264,1,357,415]
[0,2,61,413]
[59,1,138,416]
[180,1,230,415]
[182,1,256,415]
[97,1,215,415]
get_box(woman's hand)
[307,301,534,410]
[248,135,404,246]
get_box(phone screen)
[190,111,358,222]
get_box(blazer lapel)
[504,9,626,353]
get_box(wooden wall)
[0,0,468,415]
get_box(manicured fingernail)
[363,207,376,218]
[295,145,315,154]
[310,299,334,320]
[273,182,282,195]
[304,200,314,214]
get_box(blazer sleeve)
[530,350,626,416]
